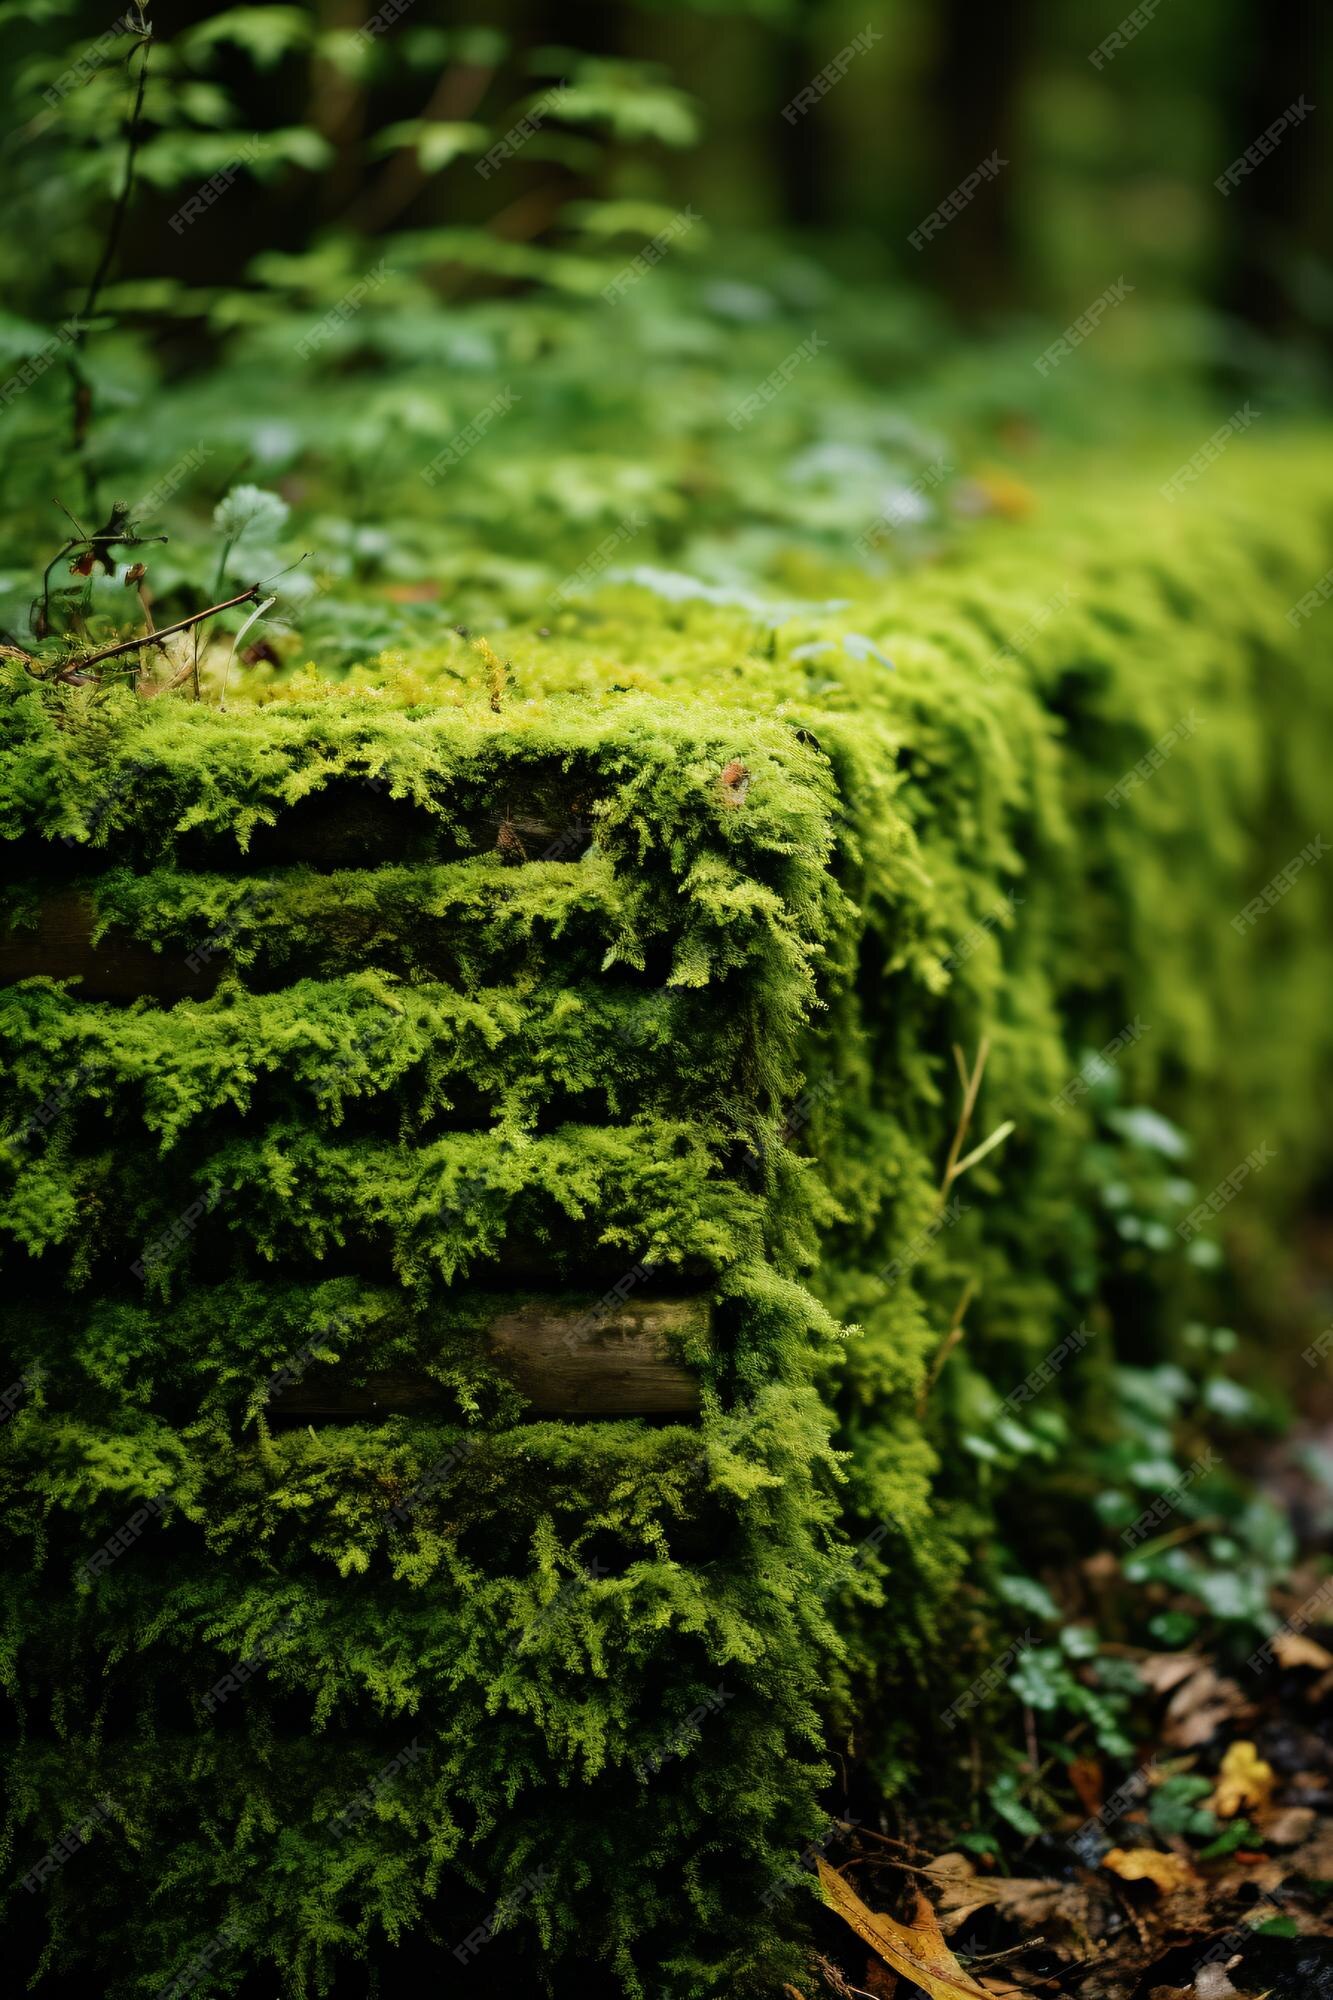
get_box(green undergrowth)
[3,443,1333,1996]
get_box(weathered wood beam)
[273,1294,706,1419]
[0,891,219,999]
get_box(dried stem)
[54,584,262,680]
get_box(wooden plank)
[488,1294,705,1415]
[274,1294,706,1419]
[0,890,220,999]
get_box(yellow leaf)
[1102,1847,1198,1894]
[816,1860,994,1999]
[1210,1739,1275,1818]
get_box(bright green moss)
[3,444,1333,1995]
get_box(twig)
[917,1278,978,1416]
[67,7,152,505]
[940,1034,991,1196]
[53,585,262,680]
[935,1035,1015,1217]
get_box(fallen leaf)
[1210,1742,1276,1819]
[1103,1847,1199,1895]
[816,1861,993,1998]
[1162,1665,1253,1749]
[1137,1652,1208,1696]
[1274,1632,1333,1671]
[1289,1819,1333,1880]
[1071,1756,1105,1818]
[1263,1806,1316,1847]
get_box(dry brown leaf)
[1136,1652,1208,1695]
[1161,1665,1252,1749]
[1289,1818,1333,1880]
[816,1862,994,1999]
[1262,1805,1315,1847]
[1102,1847,1199,1895]
[1209,1741,1276,1818]
[1070,1756,1105,1818]
[1273,1631,1333,1670]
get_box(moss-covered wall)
[2,445,1332,1996]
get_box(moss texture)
[2,445,1333,1996]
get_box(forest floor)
[809,1395,1333,2000]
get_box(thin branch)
[54,585,262,679]
[939,1034,990,1197]
[917,1278,978,1417]
[67,7,152,501]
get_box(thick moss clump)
[2,445,1332,1996]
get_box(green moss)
[3,443,1333,1994]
